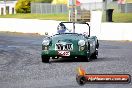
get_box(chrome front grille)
[55,43,73,50]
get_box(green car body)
[41,22,99,63]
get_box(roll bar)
[60,22,90,37]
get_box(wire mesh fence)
[104,1,132,13]
[105,1,121,13]
[120,3,132,13]
[31,3,68,14]
[31,2,104,14]
[80,2,103,11]
[31,2,132,14]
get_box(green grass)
[0,13,132,22]
[0,13,68,21]
[102,13,132,23]
[113,13,132,23]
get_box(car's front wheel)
[91,48,98,59]
[84,54,90,62]
[41,55,50,63]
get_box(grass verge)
[102,13,132,23]
[0,13,68,21]
[113,13,132,23]
[0,13,132,22]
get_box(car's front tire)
[41,55,50,63]
[91,49,98,59]
[84,54,90,62]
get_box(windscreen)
[60,23,90,35]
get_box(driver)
[57,23,70,33]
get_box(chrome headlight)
[42,40,50,46]
[78,40,85,46]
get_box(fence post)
[55,5,56,14]
[50,5,53,14]
[61,4,63,13]
[125,3,127,13]
[31,3,32,14]
[62,5,64,13]
[35,3,36,14]
[40,3,42,14]
[69,9,71,21]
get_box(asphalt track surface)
[0,32,132,88]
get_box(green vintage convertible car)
[41,22,99,63]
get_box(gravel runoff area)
[0,32,132,88]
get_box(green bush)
[15,0,53,13]
[15,0,32,13]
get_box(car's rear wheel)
[41,55,50,63]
